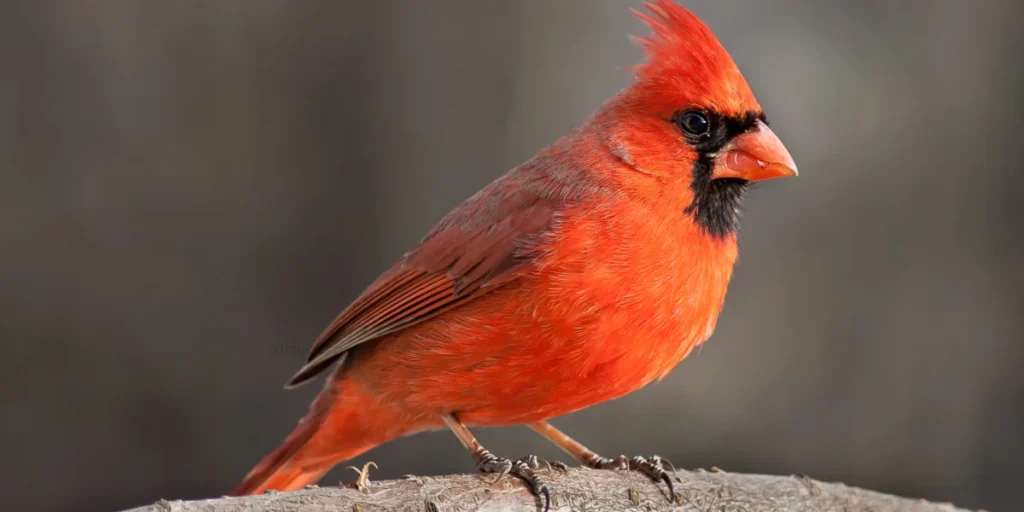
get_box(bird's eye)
[676,110,710,137]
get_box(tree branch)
[126,467,973,512]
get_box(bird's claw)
[474,450,551,511]
[587,454,630,470]
[475,449,514,483]
[346,461,378,493]
[521,454,544,470]
[588,454,675,501]
[513,456,551,512]
[629,455,675,501]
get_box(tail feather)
[230,378,395,496]
[230,414,328,495]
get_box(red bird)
[232,1,797,509]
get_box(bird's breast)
[522,200,739,401]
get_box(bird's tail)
[230,378,408,496]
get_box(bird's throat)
[684,156,748,238]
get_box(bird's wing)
[285,173,560,388]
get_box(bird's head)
[594,0,797,237]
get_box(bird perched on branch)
[232,1,797,510]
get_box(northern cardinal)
[232,1,797,509]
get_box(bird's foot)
[630,455,675,499]
[586,454,629,470]
[474,449,551,511]
[587,454,676,501]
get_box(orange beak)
[713,120,798,181]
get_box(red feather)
[630,0,759,118]
[287,166,567,388]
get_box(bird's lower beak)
[713,120,798,181]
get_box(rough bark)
[125,467,975,512]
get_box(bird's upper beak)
[713,120,798,181]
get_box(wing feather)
[284,175,559,388]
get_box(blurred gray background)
[2,1,1021,511]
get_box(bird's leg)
[442,413,551,512]
[527,420,675,500]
